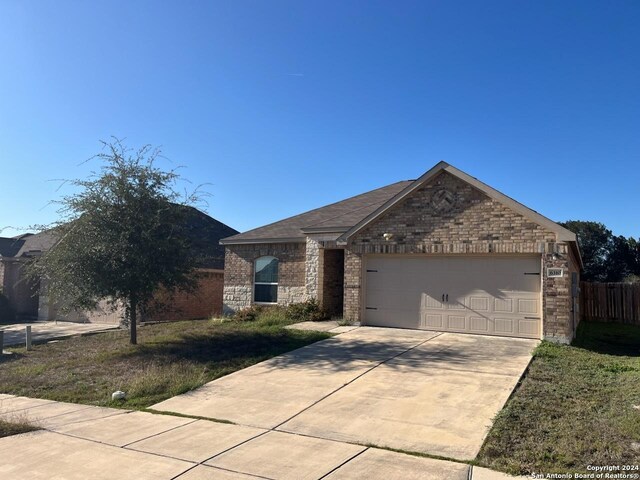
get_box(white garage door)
[363,255,542,339]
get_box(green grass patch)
[0,317,331,408]
[0,418,39,438]
[477,321,640,475]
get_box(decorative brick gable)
[344,171,577,342]
[349,171,557,253]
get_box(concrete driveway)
[0,321,118,348]
[153,327,537,460]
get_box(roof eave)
[300,226,350,234]
[220,236,306,246]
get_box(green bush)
[286,299,328,322]
[232,305,264,322]
[232,299,328,325]
[0,293,15,324]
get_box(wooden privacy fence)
[580,282,640,325]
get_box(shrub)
[286,299,328,322]
[233,305,264,322]
[232,299,328,324]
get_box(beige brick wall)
[223,242,306,313]
[344,171,575,342]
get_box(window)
[254,256,278,303]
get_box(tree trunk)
[129,295,137,345]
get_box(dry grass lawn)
[477,321,640,475]
[0,317,331,408]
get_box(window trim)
[254,256,279,304]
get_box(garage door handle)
[442,294,445,302]
[446,294,449,302]
[366,307,377,310]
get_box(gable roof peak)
[337,161,578,245]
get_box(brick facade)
[223,242,306,313]
[146,269,225,322]
[39,268,225,324]
[222,169,580,343]
[343,171,579,343]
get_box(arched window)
[254,256,278,304]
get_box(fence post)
[25,325,32,351]
[0,330,4,353]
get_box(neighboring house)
[221,161,583,343]
[0,206,238,323]
[0,233,54,320]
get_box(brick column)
[542,242,573,343]
[343,249,362,321]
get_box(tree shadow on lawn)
[121,327,535,375]
[130,329,517,374]
[116,328,333,367]
[572,321,640,357]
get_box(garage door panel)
[366,288,424,310]
[422,314,443,328]
[422,294,445,309]
[469,297,489,312]
[518,319,540,336]
[469,316,489,332]
[446,299,467,311]
[494,318,514,334]
[447,315,467,330]
[364,256,541,340]
[517,299,538,314]
[367,308,421,329]
[494,298,513,313]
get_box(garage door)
[363,256,542,339]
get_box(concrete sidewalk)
[0,394,526,479]
[0,321,118,348]
[0,395,524,480]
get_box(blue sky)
[1,1,638,238]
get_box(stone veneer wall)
[344,171,576,343]
[223,242,306,313]
[305,237,323,302]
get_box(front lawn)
[477,321,640,475]
[0,316,331,408]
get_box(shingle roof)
[0,236,26,257]
[1,207,238,270]
[220,181,413,244]
[14,231,59,257]
[179,205,239,269]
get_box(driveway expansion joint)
[120,417,200,448]
[272,331,445,430]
